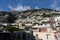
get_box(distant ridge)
[0,8,58,12]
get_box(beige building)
[32,24,57,40]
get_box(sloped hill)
[0,8,58,23]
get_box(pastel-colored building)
[32,24,57,40]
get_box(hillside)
[0,8,59,23]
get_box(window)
[59,28,60,30]
[41,24,42,25]
[39,29,41,32]
[47,35,48,39]
[58,23,59,24]
[46,34,50,40]
[35,34,39,40]
[36,34,38,37]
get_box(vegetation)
[25,27,30,31]
[41,21,51,24]
[6,13,16,23]
[52,13,60,16]
[4,25,31,32]
[5,25,24,32]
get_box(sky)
[0,0,60,11]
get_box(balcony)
[32,24,51,28]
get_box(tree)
[7,13,16,23]
[5,25,21,32]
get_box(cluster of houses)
[0,8,60,40]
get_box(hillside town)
[0,8,60,40]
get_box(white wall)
[33,32,56,40]
[54,16,60,21]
